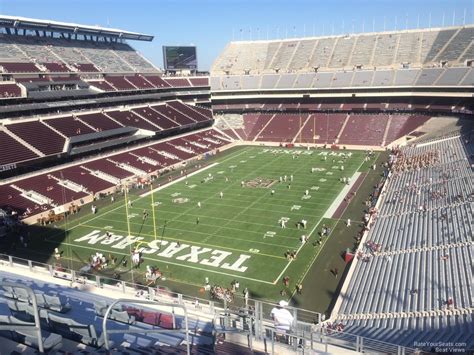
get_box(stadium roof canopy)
[0,15,154,41]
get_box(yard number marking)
[264,231,276,238]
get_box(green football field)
[42,145,369,303]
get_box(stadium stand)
[0,259,418,354]
[0,128,228,218]
[214,113,431,146]
[75,112,124,131]
[211,66,473,91]
[6,120,66,156]
[0,13,472,354]
[0,131,40,165]
[331,135,473,349]
[212,26,473,75]
[0,82,23,98]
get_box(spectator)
[270,300,294,333]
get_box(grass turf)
[29,145,371,306]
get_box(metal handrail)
[0,281,44,353]
[101,298,190,354]
[0,253,418,354]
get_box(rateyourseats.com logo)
[413,341,467,353]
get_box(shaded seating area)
[45,115,96,137]
[107,109,160,131]
[76,112,124,131]
[0,82,22,98]
[50,165,115,194]
[6,120,66,155]
[14,174,88,205]
[0,131,40,165]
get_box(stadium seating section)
[333,136,473,348]
[0,128,229,218]
[215,113,430,145]
[0,100,214,167]
[0,18,473,354]
[212,66,473,91]
[0,34,209,100]
[212,26,473,74]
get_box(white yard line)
[323,152,370,218]
[63,147,251,234]
[83,216,294,249]
[324,172,361,218]
[54,241,275,285]
[140,163,219,197]
[288,219,342,300]
[102,213,299,240]
[272,214,324,285]
[272,153,369,285]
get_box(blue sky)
[0,0,471,70]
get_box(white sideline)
[323,172,361,219]
[140,162,219,198]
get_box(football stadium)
[0,1,472,353]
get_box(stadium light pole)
[452,10,456,26]
[463,8,466,25]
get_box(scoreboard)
[162,46,197,70]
